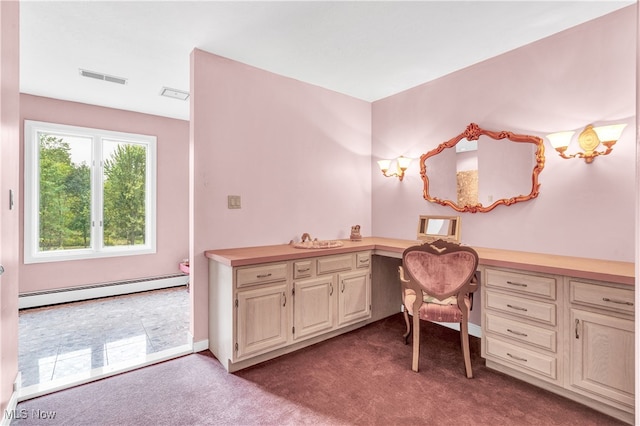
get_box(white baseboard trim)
[1,374,21,426]
[19,274,188,309]
[193,339,209,353]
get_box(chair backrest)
[402,240,479,300]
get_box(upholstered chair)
[399,239,479,378]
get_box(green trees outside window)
[38,134,91,251]
[25,120,156,263]
[103,142,147,247]
[38,134,148,251]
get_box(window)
[24,120,156,263]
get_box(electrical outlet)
[227,195,241,209]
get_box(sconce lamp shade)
[396,156,412,170]
[546,131,575,149]
[377,159,392,172]
[593,124,627,142]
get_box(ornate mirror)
[420,123,545,213]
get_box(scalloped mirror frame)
[420,123,545,213]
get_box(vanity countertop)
[205,237,634,286]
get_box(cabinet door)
[337,270,370,326]
[236,283,288,359]
[293,277,334,341]
[570,309,635,408]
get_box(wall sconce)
[546,123,627,164]
[377,156,412,181]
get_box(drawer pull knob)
[507,353,527,362]
[602,297,633,306]
[256,273,272,279]
[507,329,528,337]
[282,292,287,307]
[330,283,334,296]
[506,304,528,312]
[359,259,369,263]
[575,319,580,339]
[297,267,310,272]
[506,281,527,287]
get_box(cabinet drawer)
[293,261,312,279]
[317,254,352,275]
[485,336,557,380]
[486,291,556,325]
[486,268,556,300]
[236,263,287,288]
[356,252,370,269]
[570,280,634,315]
[486,313,556,352]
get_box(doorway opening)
[18,285,190,398]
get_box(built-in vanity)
[205,237,634,424]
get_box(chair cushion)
[403,290,470,323]
[423,294,457,305]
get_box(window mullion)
[93,136,104,252]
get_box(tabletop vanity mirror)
[417,215,461,243]
[420,123,545,213]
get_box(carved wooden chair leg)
[460,318,473,378]
[411,313,421,372]
[402,308,411,344]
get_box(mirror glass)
[417,215,460,243]
[420,123,545,213]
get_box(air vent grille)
[160,87,190,101]
[79,69,127,85]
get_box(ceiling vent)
[79,69,127,85]
[160,87,190,101]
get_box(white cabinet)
[482,267,635,424]
[293,276,334,340]
[209,250,371,372]
[292,252,371,341]
[567,279,635,412]
[236,282,288,359]
[482,267,561,384]
[337,270,371,326]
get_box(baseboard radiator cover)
[19,273,189,310]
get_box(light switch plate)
[227,195,241,209]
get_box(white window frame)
[24,120,157,264]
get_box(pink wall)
[372,6,637,263]
[635,5,640,422]
[190,50,372,341]
[19,95,190,293]
[0,0,20,414]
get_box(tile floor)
[18,286,190,388]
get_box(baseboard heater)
[18,273,189,310]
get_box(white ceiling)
[19,1,635,121]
